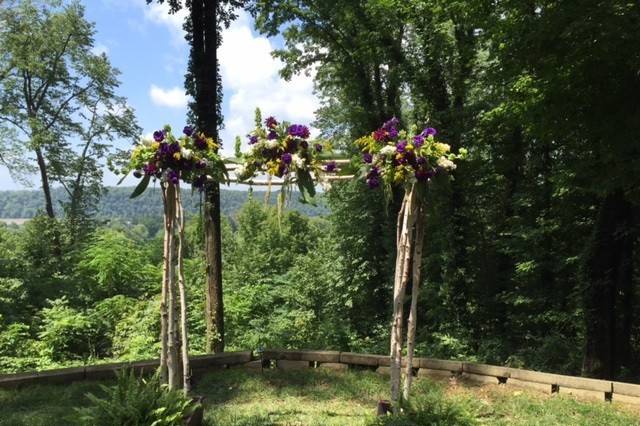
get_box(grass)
[1,367,639,425]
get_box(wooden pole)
[165,182,181,390]
[159,182,171,383]
[403,205,425,401]
[176,185,191,394]
[390,185,417,406]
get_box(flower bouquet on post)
[123,125,228,395]
[353,117,466,407]
[235,109,330,207]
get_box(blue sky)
[0,0,318,190]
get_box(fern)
[75,369,198,426]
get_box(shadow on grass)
[0,380,111,426]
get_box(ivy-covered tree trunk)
[582,190,636,379]
[190,0,225,353]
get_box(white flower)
[292,154,305,169]
[181,148,193,160]
[437,156,456,170]
[380,145,396,156]
[235,165,246,179]
[266,139,279,149]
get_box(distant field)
[0,218,29,225]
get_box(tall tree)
[0,0,138,225]
[149,0,246,353]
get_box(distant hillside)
[0,187,328,220]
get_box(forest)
[0,0,639,405]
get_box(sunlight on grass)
[1,368,639,425]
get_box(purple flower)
[300,140,309,150]
[388,127,399,138]
[396,140,407,153]
[183,126,193,136]
[143,163,157,176]
[416,156,426,165]
[153,130,165,142]
[194,136,207,150]
[367,176,380,189]
[383,117,399,131]
[282,152,292,164]
[368,166,380,177]
[288,124,310,139]
[413,135,425,148]
[169,142,180,154]
[167,169,179,184]
[193,174,206,189]
[422,127,437,137]
[363,153,373,163]
[314,143,323,153]
[158,142,170,155]
[248,135,258,144]
[265,116,278,129]
[324,161,337,172]
[267,130,278,140]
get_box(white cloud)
[149,85,189,108]
[218,10,319,156]
[142,1,188,46]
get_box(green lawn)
[1,368,639,425]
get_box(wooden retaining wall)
[1,350,639,405]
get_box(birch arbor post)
[354,118,466,409]
[124,125,227,394]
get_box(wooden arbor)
[225,159,425,406]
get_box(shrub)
[76,369,198,426]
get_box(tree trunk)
[204,184,225,353]
[390,186,417,406]
[582,190,635,379]
[35,144,55,219]
[403,206,425,401]
[191,0,225,354]
[176,185,191,394]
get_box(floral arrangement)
[126,125,228,197]
[236,111,330,202]
[355,117,467,190]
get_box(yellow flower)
[173,152,181,161]
[395,153,404,161]
[434,142,451,153]
[151,142,160,150]
[207,138,219,150]
[406,144,415,152]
